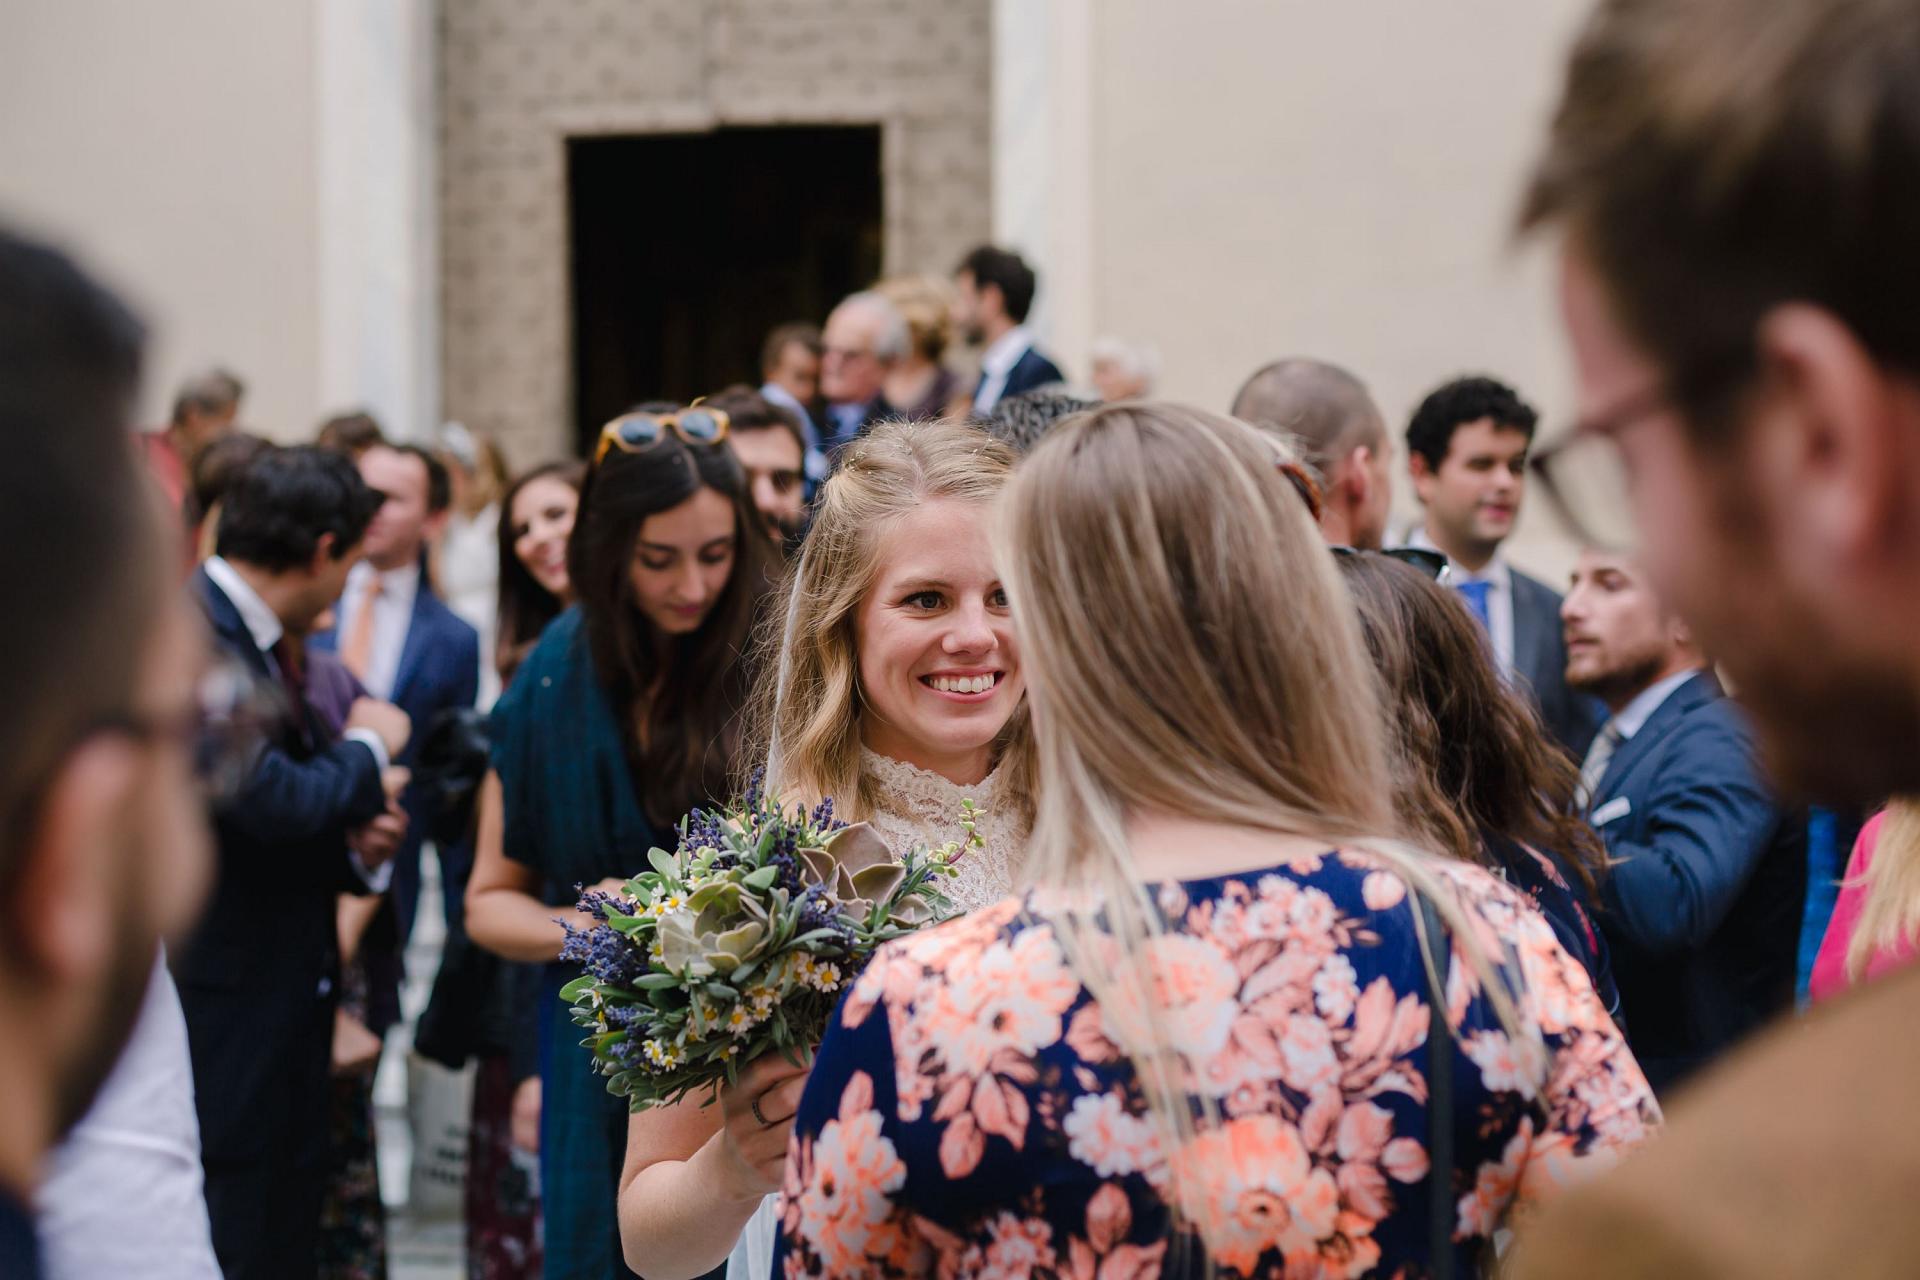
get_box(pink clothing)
[1809,813,1918,1001]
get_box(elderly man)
[818,291,907,452]
[1513,0,1920,1274]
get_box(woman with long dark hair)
[466,406,774,1278]
[494,460,586,684]
[441,458,582,1280]
[1337,551,1621,1017]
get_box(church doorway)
[567,125,884,455]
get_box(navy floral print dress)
[774,848,1659,1278]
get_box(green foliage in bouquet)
[559,777,975,1109]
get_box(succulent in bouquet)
[560,775,977,1109]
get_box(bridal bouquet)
[560,775,973,1109]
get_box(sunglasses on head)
[592,403,731,467]
[1330,545,1452,584]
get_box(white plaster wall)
[0,0,437,444]
[1000,0,1593,578]
[317,0,439,441]
[0,1,323,438]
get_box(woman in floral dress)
[617,419,1037,1280]
[775,404,1660,1278]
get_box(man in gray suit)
[1403,375,1601,757]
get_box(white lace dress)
[726,749,1025,1279]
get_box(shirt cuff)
[350,849,395,894]
[343,728,390,775]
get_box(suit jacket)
[1586,670,1806,1094]
[175,568,389,1155]
[312,575,479,942]
[980,345,1067,407]
[1510,566,1603,758]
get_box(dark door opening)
[568,125,884,456]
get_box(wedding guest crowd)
[9,0,1920,1273]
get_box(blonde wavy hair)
[752,418,1035,829]
[995,402,1534,1240]
[1848,799,1920,980]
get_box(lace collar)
[858,748,1021,915]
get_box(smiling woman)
[615,417,1040,1280]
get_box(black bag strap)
[1418,891,1456,1280]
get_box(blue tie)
[1456,579,1491,631]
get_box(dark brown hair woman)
[1338,550,1620,1018]
[464,404,774,1276]
[494,460,586,683]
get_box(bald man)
[1231,357,1393,549]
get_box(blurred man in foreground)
[1515,0,1920,1273]
[0,227,218,1278]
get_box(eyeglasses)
[25,657,273,825]
[1330,545,1452,585]
[1528,382,1675,553]
[592,404,731,467]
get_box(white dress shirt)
[1406,528,1517,676]
[336,559,421,703]
[438,507,502,710]
[37,953,220,1279]
[971,324,1036,415]
[202,556,393,893]
[1607,667,1702,744]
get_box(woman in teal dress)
[465,404,775,1278]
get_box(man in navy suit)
[182,446,412,1278]
[1563,548,1804,1096]
[1403,375,1600,756]
[955,244,1066,415]
[314,443,481,953]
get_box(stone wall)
[439,0,993,465]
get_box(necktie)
[341,571,383,681]
[270,635,314,750]
[1455,578,1492,631]
[1577,722,1622,812]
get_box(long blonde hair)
[995,402,1534,1236]
[752,418,1035,827]
[1847,799,1920,980]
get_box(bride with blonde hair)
[774,402,1659,1278]
[616,417,1036,1280]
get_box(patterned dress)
[775,848,1660,1278]
[728,750,1028,1280]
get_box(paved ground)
[379,855,471,1279]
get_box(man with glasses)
[0,226,221,1279]
[818,290,907,452]
[1514,0,1920,1273]
[706,385,810,548]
